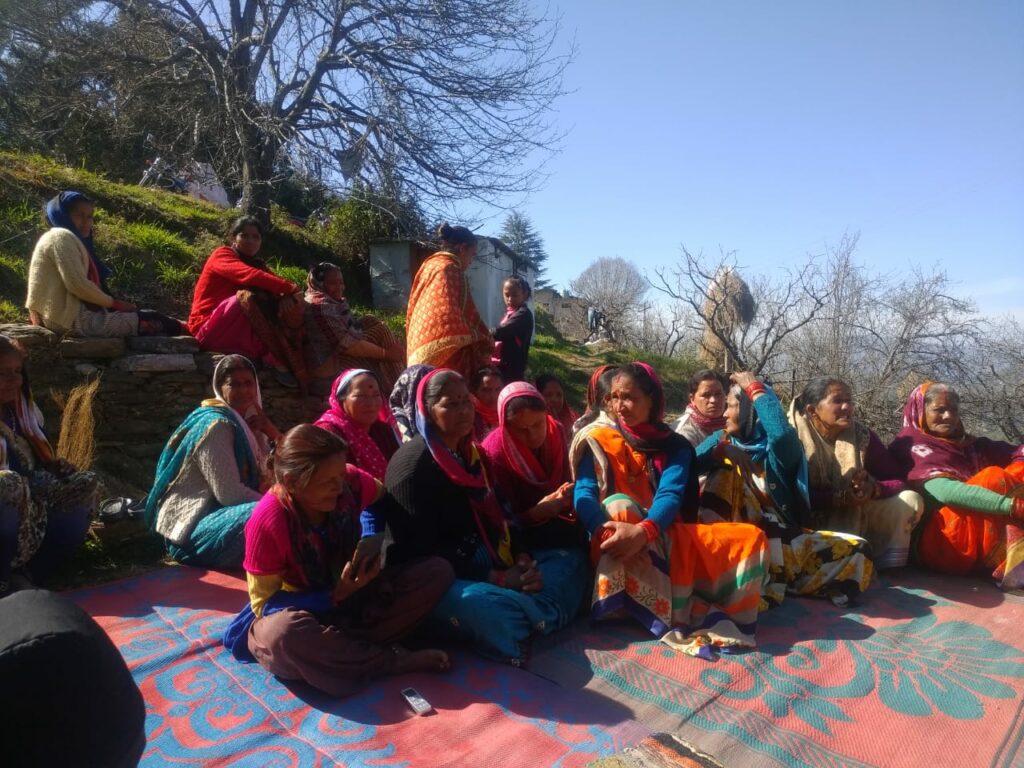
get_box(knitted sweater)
[154,420,262,544]
[26,228,114,332]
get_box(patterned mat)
[533,570,1024,768]
[70,567,647,768]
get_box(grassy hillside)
[0,152,355,321]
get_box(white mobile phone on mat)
[401,687,433,716]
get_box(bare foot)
[394,646,451,674]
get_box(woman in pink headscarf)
[314,369,400,482]
[481,381,584,551]
[890,382,1024,588]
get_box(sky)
[480,1,1024,315]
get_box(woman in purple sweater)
[788,377,923,569]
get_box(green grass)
[0,151,363,319]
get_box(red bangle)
[744,382,767,400]
[492,569,507,588]
[638,519,660,542]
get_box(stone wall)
[1,324,325,496]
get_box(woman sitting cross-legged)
[384,368,587,665]
[698,372,873,607]
[189,217,306,389]
[223,424,454,697]
[572,362,769,657]
[146,355,279,568]
[481,381,587,552]
[890,382,1024,588]
[314,368,400,482]
[789,376,923,569]
[0,335,98,594]
[304,262,405,395]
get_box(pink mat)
[71,567,647,767]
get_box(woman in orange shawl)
[406,224,493,379]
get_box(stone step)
[127,336,200,355]
[60,337,126,359]
[111,354,197,373]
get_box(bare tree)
[652,247,833,374]
[961,316,1024,444]
[781,245,983,437]
[630,302,690,358]
[570,257,648,345]
[2,0,572,224]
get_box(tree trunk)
[239,129,277,230]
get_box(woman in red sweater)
[190,217,306,388]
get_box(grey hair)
[422,369,465,414]
[924,383,959,407]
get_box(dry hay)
[699,268,755,370]
[56,376,100,470]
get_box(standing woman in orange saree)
[406,224,493,379]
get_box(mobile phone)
[351,533,385,574]
[401,687,433,716]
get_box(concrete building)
[533,287,589,341]
[369,237,535,326]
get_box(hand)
[730,371,759,390]
[384,344,406,362]
[332,556,382,604]
[598,520,648,561]
[848,470,876,503]
[247,413,282,442]
[111,299,137,312]
[501,560,544,593]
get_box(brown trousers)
[247,557,454,697]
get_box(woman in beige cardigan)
[26,191,181,337]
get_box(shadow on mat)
[284,648,639,728]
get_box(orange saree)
[406,252,492,378]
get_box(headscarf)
[472,394,500,439]
[315,368,398,481]
[304,264,362,348]
[892,382,1024,482]
[728,384,810,515]
[415,368,512,567]
[207,355,265,463]
[46,192,111,292]
[390,364,434,442]
[0,336,54,471]
[485,381,566,492]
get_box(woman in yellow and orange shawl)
[572,362,769,659]
[406,224,493,379]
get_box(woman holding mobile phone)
[224,424,453,697]
[146,355,279,568]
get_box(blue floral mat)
[533,569,1024,768]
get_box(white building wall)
[369,238,535,326]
